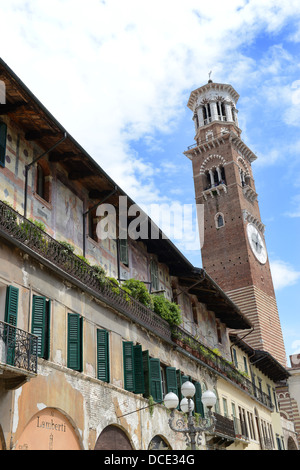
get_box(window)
[164,366,179,399]
[231,402,236,420]
[213,388,220,414]
[201,103,212,124]
[4,285,19,365]
[35,162,50,203]
[247,411,256,440]
[243,356,249,375]
[217,101,226,120]
[0,121,7,167]
[150,259,159,291]
[67,313,83,371]
[31,295,51,360]
[88,207,98,242]
[123,342,146,395]
[216,319,222,343]
[216,213,225,228]
[119,238,128,266]
[192,302,198,324]
[123,343,181,404]
[238,406,249,438]
[222,397,228,417]
[232,348,238,368]
[97,329,110,383]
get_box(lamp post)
[164,382,217,450]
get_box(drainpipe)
[82,186,118,257]
[24,132,68,218]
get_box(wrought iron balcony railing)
[0,320,38,374]
[0,200,171,343]
[171,326,274,411]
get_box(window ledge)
[33,192,52,210]
[202,183,227,200]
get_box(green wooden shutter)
[143,350,151,398]
[0,122,7,167]
[5,286,19,326]
[67,313,82,371]
[194,382,204,417]
[166,367,178,395]
[97,329,109,383]
[149,358,162,403]
[4,286,19,365]
[31,296,48,359]
[133,344,145,394]
[123,341,135,392]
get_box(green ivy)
[152,295,182,326]
[122,278,153,309]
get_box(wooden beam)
[0,101,27,114]
[48,151,77,163]
[68,170,94,180]
[89,189,115,199]
[25,130,58,141]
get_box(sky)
[0,0,300,365]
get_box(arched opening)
[287,436,298,450]
[15,408,82,450]
[95,425,133,450]
[148,435,172,450]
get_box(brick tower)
[184,79,287,367]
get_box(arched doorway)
[287,436,298,450]
[95,425,133,450]
[16,408,81,450]
[148,435,171,450]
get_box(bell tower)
[184,79,287,366]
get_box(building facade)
[0,59,291,450]
[276,354,300,449]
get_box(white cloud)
[1,0,300,206]
[291,340,300,354]
[285,194,300,218]
[270,259,300,290]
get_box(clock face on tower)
[246,223,267,264]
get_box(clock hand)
[251,233,262,253]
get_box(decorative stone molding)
[243,210,265,233]
[202,184,227,200]
[200,154,226,175]
[243,185,258,203]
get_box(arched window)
[217,214,224,227]
[215,212,225,228]
[216,101,226,121]
[202,103,212,124]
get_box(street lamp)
[164,382,217,450]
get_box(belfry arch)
[95,424,134,450]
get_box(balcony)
[202,182,227,200]
[0,321,38,389]
[171,326,274,411]
[0,200,171,344]
[206,412,236,449]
